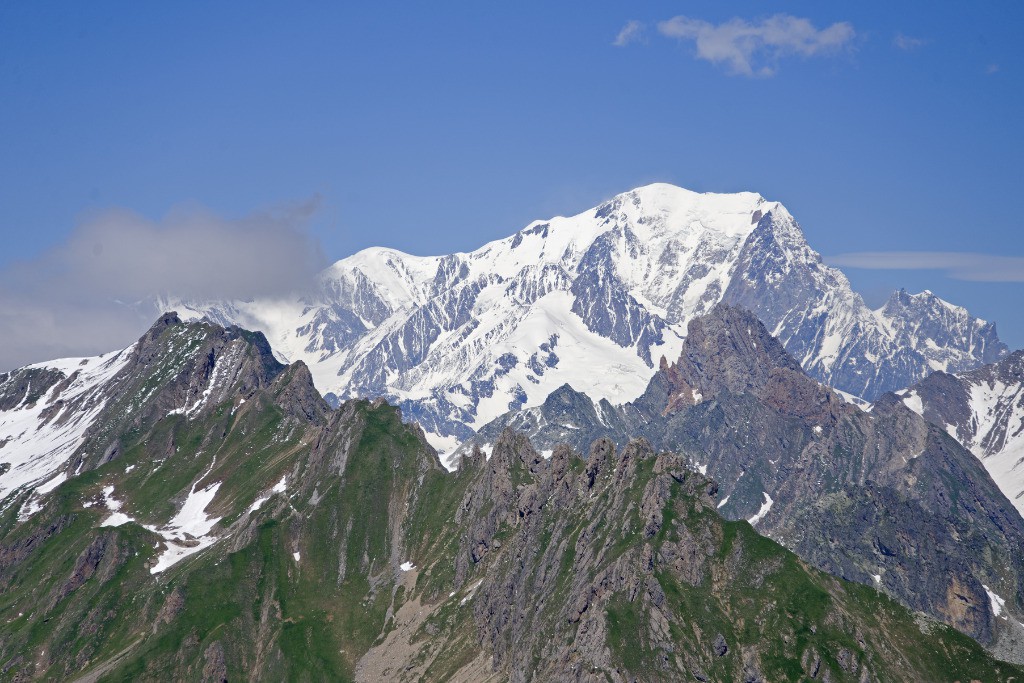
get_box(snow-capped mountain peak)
[157,183,1005,463]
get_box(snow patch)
[901,390,924,416]
[747,492,774,526]
[399,561,415,571]
[835,389,871,410]
[36,472,67,494]
[984,584,1007,618]
[147,480,222,574]
[99,485,135,527]
[248,476,287,513]
[101,512,134,527]
[460,579,483,606]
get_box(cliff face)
[896,351,1024,519]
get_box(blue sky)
[1,2,1022,362]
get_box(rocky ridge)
[0,314,1018,680]
[465,304,1024,659]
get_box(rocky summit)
[157,183,1006,461]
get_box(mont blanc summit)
[163,184,1006,460]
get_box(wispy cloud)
[987,63,1000,74]
[0,198,326,371]
[613,20,645,47]
[893,33,925,51]
[656,14,855,77]
[827,251,1024,282]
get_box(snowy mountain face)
[0,314,297,525]
[161,183,1006,462]
[0,348,134,508]
[898,351,1024,516]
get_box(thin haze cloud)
[893,33,926,51]
[656,14,855,77]
[827,251,1024,282]
[0,198,327,372]
[613,20,644,47]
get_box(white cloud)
[0,198,326,371]
[987,63,1000,74]
[827,251,1024,282]
[893,33,925,51]
[613,20,645,47]
[657,14,855,77]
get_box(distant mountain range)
[0,314,1020,681]
[158,183,1007,462]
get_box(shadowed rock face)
[0,367,67,412]
[466,304,1024,655]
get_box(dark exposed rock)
[0,367,67,411]
[157,586,186,628]
[52,533,117,606]
[201,641,228,683]
[713,633,728,657]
